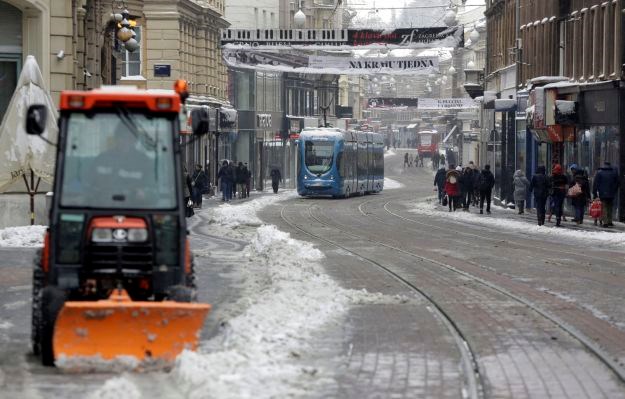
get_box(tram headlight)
[330,175,335,180]
[304,175,308,179]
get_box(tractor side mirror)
[26,104,47,135]
[191,108,209,136]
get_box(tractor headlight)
[128,228,148,243]
[92,228,113,242]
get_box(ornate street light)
[294,9,306,28]
[111,5,139,53]
[444,9,457,26]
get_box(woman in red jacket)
[445,166,461,212]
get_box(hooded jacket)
[478,169,495,191]
[434,167,446,188]
[530,166,549,198]
[549,164,568,194]
[513,170,530,201]
[593,164,620,199]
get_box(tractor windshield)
[60,110,177,209]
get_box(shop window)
[121,26,142,77]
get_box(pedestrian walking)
[217,160,233,202]
[478,164,495,214]
[408,153,414,167]
[530,166,549,225]
[243,162,251,198]
[592,161,620,227]
[434,165,446,204]
[460,167,474,211]
[445,165,461,212]
[191,164,208,208]
[228,161,237,200]
[549,164,568,227]
[404,152,409,168]
[236,162,247,198]
[513,170,530,214]
[270,166,282,194]
[418,153,424,167]
[569,170,591,225]
[432,152,440,170]
[183,166,194,217]
[440,153,446,168]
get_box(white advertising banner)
[308,56,439,75]
[417,98,479,110]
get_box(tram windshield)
[304,140,334,174]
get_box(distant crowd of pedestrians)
[434,161,620,228]
[217,160,252,202]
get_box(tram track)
[278,204,486,399]
[298,194,625,390]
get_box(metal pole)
[214,133,220,187]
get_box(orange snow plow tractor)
[26,82,215,366]
[54,289,209,361]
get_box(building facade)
[484,0,625,219]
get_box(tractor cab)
[25,82,213,366]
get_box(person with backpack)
[513,169,530,214]
[478,164,495,214]
[530,166,549,225]
[592,161,620,227]
[549,163,568,227]
[569,169,591,225]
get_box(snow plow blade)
[53,289,210,364]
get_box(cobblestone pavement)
[259,151,625,398]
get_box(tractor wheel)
[40,286,66,366]
[168,286,197,303]
[31,265,44,356]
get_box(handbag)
[567,183,582,197]
[589,199,602,219]
[442,195,448,207]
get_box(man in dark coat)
[191,164,207,208]
[217,160,232,202]
[460,167,475,211]
[549,164,568,227]
[478,164,495,214]
[434,166,446,204]
[530,165,549,225]
[270,166,282,194]
[592,161,620,227]
[244,162,252,198]
[571,170,591,225]
[236,162,247,198]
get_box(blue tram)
[296,128,385,197]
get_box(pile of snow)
[0,225,46,247]
[88,377,141,399]
[384,177,403,190]
[210,191,298,227]
[411,201,625,247]
[91,189,414,397]
[384,149,396,158]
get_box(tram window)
[304,140,334,174]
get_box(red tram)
[417,130,439,157]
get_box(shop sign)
[219,108,237,130]
[417,98,479,110]
[221,27,464,50]
[308,56,439,75]
[368,98,419,108]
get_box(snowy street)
[1,151,625,398]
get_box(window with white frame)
[121,26,142,77]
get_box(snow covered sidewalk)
[411,200,625,248]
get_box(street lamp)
[294,9,306,28]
